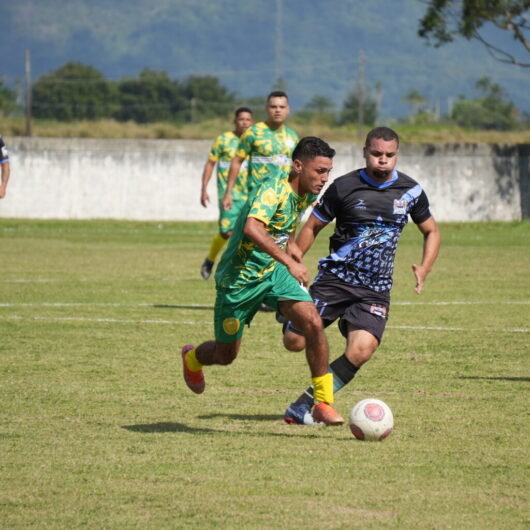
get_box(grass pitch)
[1,219,528,528]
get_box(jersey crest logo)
[393,199,407,215]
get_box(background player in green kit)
[182,137,344,426]
[199,107,253,279]
[222,91,298,211]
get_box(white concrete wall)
[1,137,528,222]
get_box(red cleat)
[312,402,344,426]
[181,345,205,394]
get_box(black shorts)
[287,271,390,343]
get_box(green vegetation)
[1,219,528,528]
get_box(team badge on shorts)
[223,317,240,335]
[370,304,387,318]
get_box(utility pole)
[275,0,283,86]
[25,49,33,137]
[357,50,365,144]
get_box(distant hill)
[3,0,529,118]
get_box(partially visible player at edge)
[182,137,344,426]
[199,107,253,280]
[281,127,441,425]
[222,90,298,212]
[0,135,11,199]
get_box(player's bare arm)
[286,233,303,263]
[296,214,328,256]
[243,217,309,286]
[412,216,441,294]
[222,155,244,210]
[200,159,216,208]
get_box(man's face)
[266,96,289,126]
[295,156,333,195]
[234,112,253,136]
[363,137,399,181]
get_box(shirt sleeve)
[208,135,222,162]
[312,182,338,224]
[410,190,432,225]
[247,181,279,226]
[236,128,255,159]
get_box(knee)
[283,330,305,352]
[348,344,377,367]
[215,343,238,365]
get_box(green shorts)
[218,198,246,235]
[214,263,312,343]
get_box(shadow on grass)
[153,304,213,310]
[458,376,530,382]
[121,420,322,439]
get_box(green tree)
[418,0,530,67]
[339,90,377,126]
[0,78,19,116]
[403,89,427,118]
[451,76,518,129]
[115,69,185,123]
[295,95,336,125]
[32,62,116,120]
[181,76,236,122]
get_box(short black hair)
[235,106,253,117]
[365,126,399,147]
[267,90,288,102]
[292,136,335,161]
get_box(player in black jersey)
[0,135,10,199]
[282,127,441,425]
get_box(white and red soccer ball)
[348,398,394,441]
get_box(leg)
[280,300,343,426]
[196,339,240,366]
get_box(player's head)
[266,91,289,127]
[234,107,253,135]
[363,127,399,181]
[292,136,335,196]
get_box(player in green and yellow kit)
[222,91,298,212]
[200,107,253,279]
[181,137,345,426]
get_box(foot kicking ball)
[348,398,393,441]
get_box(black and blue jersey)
[0,136,9,164]
[312,168,432,292]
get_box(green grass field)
[1,219,528,528]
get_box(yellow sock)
[312,373,334,404]
[185,348,203,372]
[207,233,228,262]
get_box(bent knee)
[283,331,305,352]
[215,343,238,365]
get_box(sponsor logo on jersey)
[393,199,408,215]
[354,199,367,210]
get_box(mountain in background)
[2,0,529,118]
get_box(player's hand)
[222,193,232,211]
[288,260,309,287]
[200,191,210,208]
[287,241,303,263]
[412,264,427,294]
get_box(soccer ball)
[348,398,394,441]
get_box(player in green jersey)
[222,91,298,212]
[182,137,344,426]
[200,107,254,279]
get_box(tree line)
[0,61,527,131]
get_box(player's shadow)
[122,418,322,439]
[458,376,530,382]
[198,413,279,421]
[153,304,213,310]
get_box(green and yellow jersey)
[215,175,316,290]
[208,131,248,202]
[236,122,298,192]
